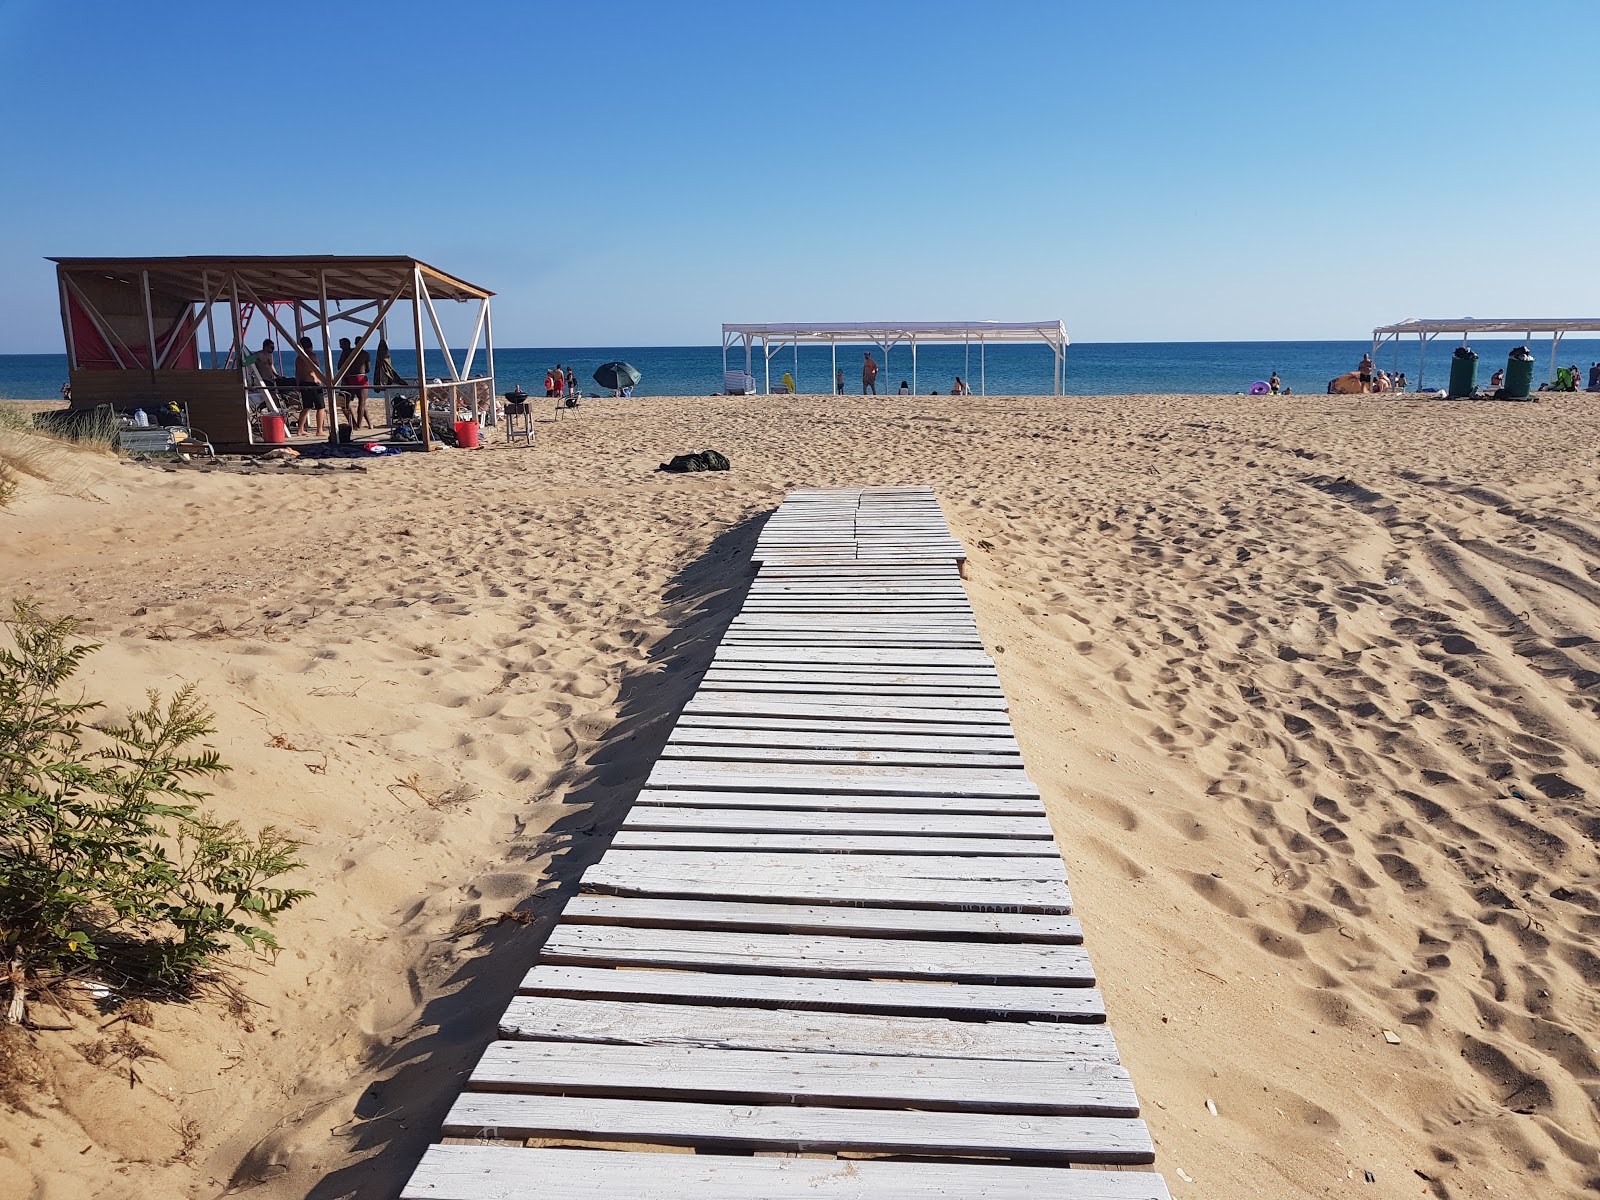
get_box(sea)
[3,339,1598,401]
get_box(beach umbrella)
[592,361,641,392]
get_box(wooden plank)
[583,854,1069,912]
[403,1145,1173,1200]
[634,788,1044,815]
[696,680,1008,700]
[682,693,1010,715]
[442,1093,1154,1164]
[674,713,1016,738]
[657,745,1025,769]
[644,762,1038,798]
[467,1040,1136,1115]
[610,830,1060,857]
[519,966,1102,1020]
[712,647,991,665]
[665,727,1021,753]
[539,926,1093,985]
[619,806,1048,839]
[702,667,1002,685]
[559,895,1081,942]
[497,994,1109,1058]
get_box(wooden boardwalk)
[402,487,1171,1199]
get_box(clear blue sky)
[1,0,1596,351]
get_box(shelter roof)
[1373,316,1600,336]
[49,255,492,302]
[722,320,1069,347]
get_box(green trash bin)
[1447,346,1478,398]
[1504,346,1535,400]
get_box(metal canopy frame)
[1372,317,1600,391]
[720,320,1070,396]
[51,255,497,448]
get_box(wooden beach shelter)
[50,255,496,451]
[721,320,1071,396]
[1372,316,1600,391]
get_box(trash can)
[260,413,287,443]
[1447,346,1478,398]
[453,419,480,448]
[1504,345,1535,401]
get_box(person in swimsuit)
[1268,371,1280,394]
[294,336,326,436]
[862,352,878,395]
[1357,352,1373,392]
[835,368,844,394]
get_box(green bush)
[0,602,310,1022]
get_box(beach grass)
[0,402,116,506]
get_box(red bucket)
[260,413,287,443]
[454,419,480,449]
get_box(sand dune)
[0,391,1596,1198]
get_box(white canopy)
[721,320,1070,396]
[1372,317,1600,388]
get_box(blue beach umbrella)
[593,361,641,392]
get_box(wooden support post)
[484,298,496,427]
[203,270,217,370]
[318,270,337,445]
[413,272,431,451]
[57,273,77,373]
[140,270,158,381]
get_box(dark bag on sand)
[659,449,730,473]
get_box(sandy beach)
[1,390,1597,1199]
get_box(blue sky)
[1,0,1596,351]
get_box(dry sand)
[1,390,1597,1199]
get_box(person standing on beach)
[1358,352,1374,393]
[1268,371,1281,394]
[862,352,878,395]
[835,368,844,395]
[565,367,576,398]
[294,336,327,436]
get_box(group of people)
[249,335,405,435]
[1355,353,1407,393]
[825,353,970,396]
[544,364,577,400]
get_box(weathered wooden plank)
[467,1040,1136,1115]
[539,926,1093,985]
[620,806,1047,839]
[681,694,1010,715]
[659,745,1023,770]
[701,670,1003,688]
[712,646,991,666]
[645,761,1037,798]
[583,853,1069,912]
[634,787,1044,815]
[696,680,1008,700]
[497,994,1109,1058]
[403,1145,1174,1200]
[442,1093,1154,1164]
[666,727,1020,753]
[518,966,1103,1020]
[559,895,1080,942]
[610,830,1059,857]
[674,713,1016,738]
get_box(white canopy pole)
[831,338,836,394]
[911,336,917,395]
[980,337,986,396]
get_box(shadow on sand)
[253,512,767,1199]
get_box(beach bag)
[659,448,731,473]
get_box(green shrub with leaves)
[0,601,310,1022]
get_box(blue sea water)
[4,339,1598,401]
